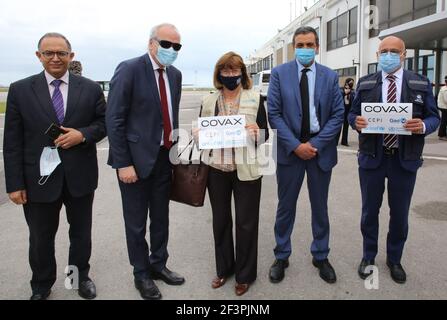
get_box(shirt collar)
[296,60,316,74]
[45,70,69,86]
[382,67,403,82]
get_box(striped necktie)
[51,79,65,124]
[384,74,398,149]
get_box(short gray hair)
[38,32,72,51]
[149,23,180,40]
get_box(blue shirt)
[297,60,320,133]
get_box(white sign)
[198,115,247,150]
[361,103,413,135]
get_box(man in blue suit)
[268,26,344,284]
[106,23,185,300]
[349,36,440,284]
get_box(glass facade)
[369,0,437,38]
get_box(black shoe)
[269,259,289,283]
[386,260,407,284]
[134,278,162,300]
[30,289,51,300]
[312,258,337,284]
[150,267,185,286]
[358,259,375,280]
[78,278,97,300]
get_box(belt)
[383,146,398,156]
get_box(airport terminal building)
[247,0,447,94]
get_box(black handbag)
[170,140,209,207]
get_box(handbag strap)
[178,139,194,159]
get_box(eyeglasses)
[156,39,182,51]
[40,51,71,59]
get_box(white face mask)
[39,147,61,185]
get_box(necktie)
[300,68,311,142]
[384,74,398,149]
[51,79,64,124]
[158,69,173,149]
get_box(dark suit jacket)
[348,70,440,172]
[267,61,344,171]
[3,72,107,202]
[106,54,182,178]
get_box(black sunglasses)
[157,39,182,51]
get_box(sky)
[0,0,314,87]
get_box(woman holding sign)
[197,52,268,296]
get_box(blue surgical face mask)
[379,52,402,74]
[295,48,316,66]
[156,46,178,67]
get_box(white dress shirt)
[44,70,69,114]
[148,53,174,146]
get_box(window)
[404,58,414,71]
[262,73,271,83]
[327,7,358,51]
[349,7,358,44]
[368,63,377,74]
[263,55,273,71]
[327,19,337,50]
[418,54,435,82]
[334,67,357,77]
[337,12,348,48]
[256,60,262,73]
[369,0,437,38]
[367,63,382,74]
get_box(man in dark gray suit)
[3,33,106,300]
[106,23,184,300]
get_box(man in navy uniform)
[349,36,439,283]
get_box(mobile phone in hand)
[44,123,67,140]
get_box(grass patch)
[0,101,6,113]
[0,88,8,93]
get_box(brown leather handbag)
[170,140,209,207]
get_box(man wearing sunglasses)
[106,23,184,300]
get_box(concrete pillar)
[435,48,442,96]
[414,49,420,73]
